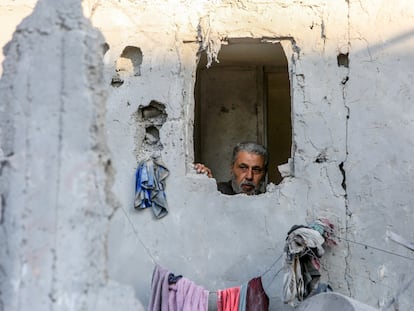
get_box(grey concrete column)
[0,0,143,310]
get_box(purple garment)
[147,264,209,311]
[147,264,170,311]
[169,277,209,311]
[246,277,269,311]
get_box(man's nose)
[245,169,253,180]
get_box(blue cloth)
[134,158,169,218]
[238,282,248,311]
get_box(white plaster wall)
[346,1,414,307]
[1,0,413,310]
[89,0,349,309]
[89,1,414,310]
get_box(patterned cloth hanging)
[282,219,336,305]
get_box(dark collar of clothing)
[217,180,236,195]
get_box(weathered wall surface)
[346,2,414,307]
[1,0,413,310]
[0,0,143,310]
[0,1,36,75]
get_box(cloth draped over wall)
[135,158,169,219]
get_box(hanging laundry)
[135,158,169,219]
[147,265,269,311]
[309,218,337,247]
[283,219,336,304]
[245,277,269,311]
[147,264,170,311]
[238,282,248,311]
[169,276,209,311]
[217,286,240,311]
[238,277,269,311]
[282,220,335,306]
[148,264,209,311]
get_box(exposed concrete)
[1,0,414,310]
[0,0,143,310]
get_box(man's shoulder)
[217,180,236,195]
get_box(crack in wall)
[321,18,326,52]
[339,162,347,195]
[48,32,66,307]
[323,166,344,199]
[0,195,4,226]
[0,153,13,227]
[343,0,352,297]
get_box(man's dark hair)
[231,142,268,169]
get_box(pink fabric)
[168,277,209,311]
[217,286,240,311]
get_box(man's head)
[230,142,268,195]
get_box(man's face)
[231,151,266,195]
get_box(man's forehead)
[235,151,265,165]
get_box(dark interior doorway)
[194,38,291,185]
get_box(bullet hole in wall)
[111,45,143,87]
[135,100,168,157]
[337,53,349,68]
[111,76,124,87]
[145,126,160,145]
[140,101,167,121]
[315,149,328,163]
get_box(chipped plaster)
[1,0,414,310]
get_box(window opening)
[194,38,291,185]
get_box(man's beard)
[231,176,263,195]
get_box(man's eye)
[239,165,248,171]
[252,168,263,174]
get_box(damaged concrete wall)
[0,0,143,310]
[0,1,36,75]
[345,2,414,307]
[1,0,414,310]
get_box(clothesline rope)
[303,221,414,262]
[119,202,414,285]
[335,235,414,262]
[120,205,157,265]
[120,203,287,295]
[208,253,284,294]
[120,205,414,310]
